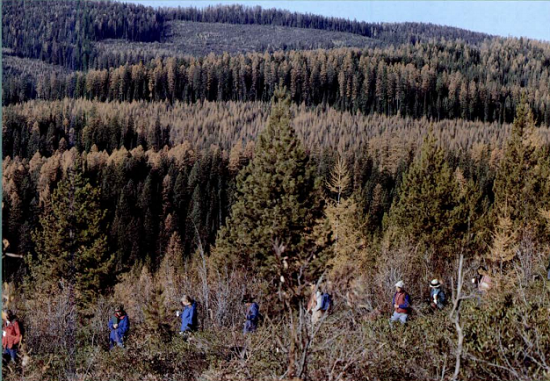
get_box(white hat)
[395,280,404,288]
[430,279,441,288]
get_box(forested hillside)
[2,1,492,70]
[2,1,550,381]
[6,41,550,124]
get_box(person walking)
[2,310,22,363]
[242,295,259,334]
[472,266,492,292]
[429,279,447,310]
[390,280,411,326]
[311,288,331,325]
[177,295,197,334]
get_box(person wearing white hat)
[390,280,411,326]
[429,279,446,310]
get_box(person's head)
[478,266,487,275]
[180,295,192,306]
[242,295,254,307]
[114,305,125,317]
[395,280,405,292]
[429,279,441,289]
[6,310,15,322]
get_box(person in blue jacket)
[177,295,197,334]
[242,295,259,334]
[429,279,447,310]
[108,305,129,349]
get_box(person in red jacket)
[3,310,22,363]
[389,281,411,327]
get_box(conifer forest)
[2,1,550,380]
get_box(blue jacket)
[109,315,129,343]
[244,302,259,333]
[180,302,197,332]
[430,288,446,309]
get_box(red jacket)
[393,291,411,314]
[3,320,22,349]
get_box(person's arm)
[190,303,197,329]
[306,294,314,312]
[108,319,114,330]
[398,294,410,309]
[13,321,21,344]
[247,304,259,321]
[313,294,323,312]
[118,317,129,336]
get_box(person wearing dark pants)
[429,279,447,310]
[2,310,22,363]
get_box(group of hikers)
[106,294,261,349]
[105,274,471,350]
[389,279,446,326]
[0,265,500,361]
[389,266,494,326]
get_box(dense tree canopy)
[2,0,164,70]
[6,42,550,126]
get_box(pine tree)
[387,130,464,261]
[140,173,158,264]
[213,88,326,290]
[537,147,550,235]
[492,100,542,229]
[143,285,171,345]
[157,232,184,310]
[30,168,114,311]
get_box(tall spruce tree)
[30,168,113,311]
[213,88,326,288]
[387,131,465,260]
[143,285,172,344]
[492,100,542,229]
[489,100,549,265]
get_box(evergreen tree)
[489,101,549,264]
[387,131,465,262]
[30,168,114,311]
[492,100,542,229]
[140,173,158,265]
[143,284,171,344]
[111,180,139,268]
[157,232,184,311]
[213,88,326,290]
